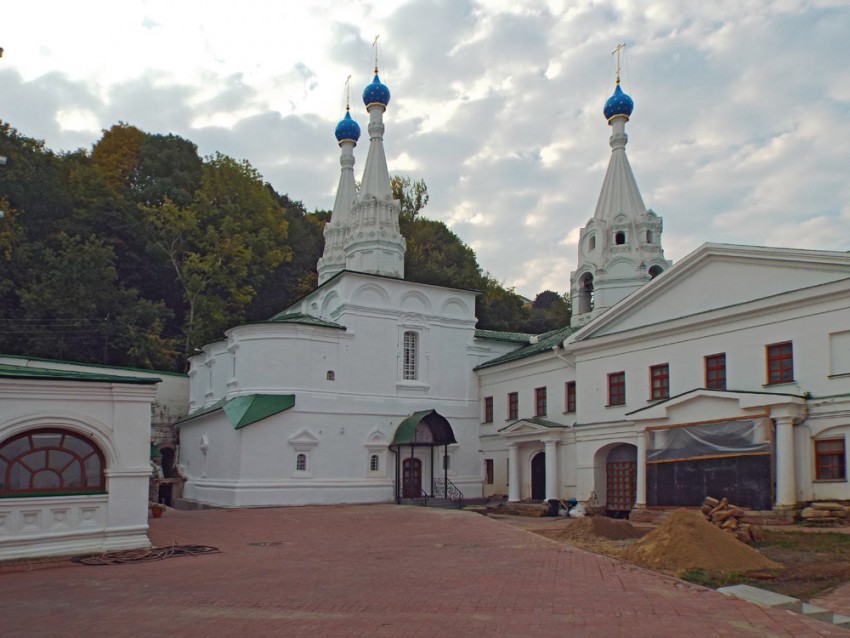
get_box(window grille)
[403,331,418,380]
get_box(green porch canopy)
[391,409,456,447]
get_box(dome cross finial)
[345,75,351,111]
[372,35,380,74]
[612,43,625,85]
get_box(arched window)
[370,454,380,472]
[0,429,106,496]
[649,265,663,279]
[403,331,418,380]
[615,231,626,245]
[577,273,594,314]
[588,235,596,251]
[296,453,307,472]
[326,370,335,381]
[646,229,654,243]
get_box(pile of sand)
[622,510,783,576]
[553,516,645,542]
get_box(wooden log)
[736,528,753,543]
[703,496,720,508]
[712,509,735,523]
[721,517,739,530]
[708,497,729,517]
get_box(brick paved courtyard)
[1,505,847,637]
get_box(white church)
[4,61,847,562]
[176,68,850,515]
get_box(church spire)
[570,49,671,328]
[318,78,361,284]
[343,48,406,278]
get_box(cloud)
[2,0,849,298]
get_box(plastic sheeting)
[646,417,771,463]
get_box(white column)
[775,416,797,508]
[544,440,559,501]
[634,429,647,509]
[508,444,521,502]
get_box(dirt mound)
[622,510,783,576]
[553,516,645,541]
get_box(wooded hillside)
[0,121,569,371]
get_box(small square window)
[815,439,845,481]
[565,381,576,413]
[767,342,793,384]
[650,364,669,400]
[705,354,726,390]
[608,372,626,406]
[296,453,307,472]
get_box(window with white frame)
[403,331,418,380]
[370,454,380,472]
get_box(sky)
[2,0,849,298]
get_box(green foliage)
[391,175,429,223]
[13,233,177,368]
[678,567,745,587]
[0,122,571,371]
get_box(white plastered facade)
[0,374,159,560]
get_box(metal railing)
[433,477,464,508]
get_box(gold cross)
[612,43,625,84]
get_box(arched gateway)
[390,410,458,502]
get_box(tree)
[90,122,145,192]
[524,290,571,333]
[133,133,203,207]
[476,276,530,331]
[13,233,176,368]
[144,153,292,356]
[391,175,429,223]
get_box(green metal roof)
[391,409,457,446]
[177,394,295,430]
[0,354,186,377]
[263,312,346,330]
[0,363,161,385]
[474,329,535,344]
[225,394,296,430]
[498,417,570,432]
[475,325,575,371]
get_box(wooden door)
[402,458,422,498]
[607,460,636,512]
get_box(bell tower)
[570,48,671,327]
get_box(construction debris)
[623,509,782,576]
[700,496,763,543]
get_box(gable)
[579,244,850,339]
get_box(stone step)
[717,584,802,613]
[800,603,834,623]
[833,614,850,628]
[171,497,217,511]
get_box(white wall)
[0,378,156,560]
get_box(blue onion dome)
[334,110,361,143]
[363,73,391,107]
[603,83,634,121]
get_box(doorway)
[402,458,422,498]
[531,452,546,500]
[606,444,637,515]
